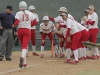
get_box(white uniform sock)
[86,48,89,56]
[23,55,26,64]
[83,47,86,57]
[22,49,27,58]
[91,47,95,55]
[73,50,78,61]
[81,48,83,58]
[62,47,64,54]
[41,46,44,54]
[54,45,58,54]
[66,48,71,59]
[94,47,99,56]
[60,47,63,54]
[78,48,81,58]
[32,45,36,53]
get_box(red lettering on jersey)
[22,14,29,21]
[43,29,50,31]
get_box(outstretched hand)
[0,26,3,30]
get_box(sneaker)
[19,57,24,68]
[33,52,39,56]
[83,57,87,60]
[70,60,79,64]
[6,58,12,61]
[61,54,65,58]
[78,57,83,61]
[70,54,74,58]
[96,55,100,59]
[41,54,44,58]
[23,64,27,67]
[92,55,98,60]
[55,53,58,57]
[86,55,90,59]
[0,59,2,61]
[60,53,65,58]
[89,55,95,59]
[64,59,71,63]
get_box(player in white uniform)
[40,16,56,58]
[49,7,74,27]
[54,22,67,57]
[81,9,90,59]
[28,5,39,56]
[81,5,99,60]
[81,9,89,30]
[61,13,81,64]
[74,21,90,60]
[12,1,37,68]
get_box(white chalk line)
[0,63,43,75]
[46,60,57,61]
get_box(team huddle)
[12,1,99,68]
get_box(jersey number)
[22,14,29,21]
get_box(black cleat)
[6,58,12,61]
[0,59,2,61]
[19,57,23,68]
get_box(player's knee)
[60,42,63,47]
[32,41,36,46]
[71,46,78,51]
[41,40,45,46]
[53,42,55,46]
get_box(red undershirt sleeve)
[14,19,19,27]
[86,20,95,25]
[31,19,38,26]
[49,17,54,21]
[60,24,67,28]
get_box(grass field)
[0,51,100,75]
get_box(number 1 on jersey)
[22,14,29,21]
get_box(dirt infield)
[0,51,100,75]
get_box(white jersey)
[81,16,89,31]
[88,12,98,29]
[64,18,79,35]
[40,21,54,34]
[15,10,36,29]
[54,28,67,37]
[31,13,39,29]
[74,21,85,31]
[68,14,74,21]
[54,14,74,25]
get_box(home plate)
[46,60,57,62]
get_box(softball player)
[62,13,81,64]
[54,22,67,58]
[74,21,90,60]
[81,9,90,59]
[28,5,39,56]
[81,5,99,59]
[81,9,89,30]
[49,7,74,28]
[40,16,56,58]
[12,1,37,68]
